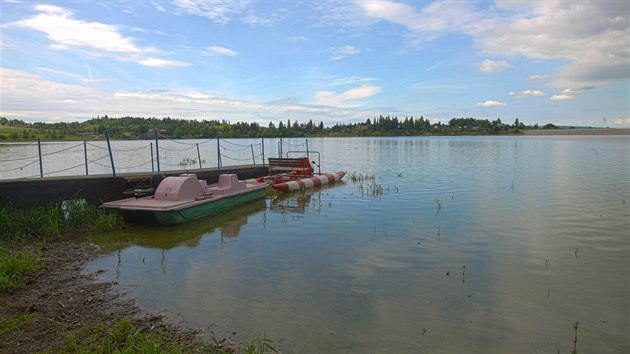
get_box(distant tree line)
[0,115,555,141]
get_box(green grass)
[59,320,278,354]
[0,202,123,293]
[60,320,191,353]
[0,309,36,335]
[0,246,41,293]
[0,202,124,244]
[244,332,278,354]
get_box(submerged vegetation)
[349,172,399,198]
[0,115,554,141]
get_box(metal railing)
[0,132,315,180]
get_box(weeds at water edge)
[60,319,195,353]
[0,202,125,244]
[0,246,42,293]
[0,309,35,335]
[349,172,399,198]
[245,331,278,354]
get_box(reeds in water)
[0,201,124,244]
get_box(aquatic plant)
[434,199,442,215]
[0,202,125,244]
[245,331,278,354]
[572,321,580,354]
[348,171,376,183]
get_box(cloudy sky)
[1,0,628,127]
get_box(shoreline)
[1,128,628,144]
[0,241,240,353]
[521,128,630,136]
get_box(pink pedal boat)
[102,174,267,225]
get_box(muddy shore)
[0,241,239,353]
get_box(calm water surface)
[86,136,629,353]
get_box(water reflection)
[90,198,267,251]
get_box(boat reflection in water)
[268,182,345,223]
[90,198,268,251]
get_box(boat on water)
[256,153,346,192]
[102,173,268,225]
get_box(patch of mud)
[0,241,239,353]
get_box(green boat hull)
[153,187,267,225]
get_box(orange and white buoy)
[272,171,346,192]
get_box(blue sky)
[1,0,628,127]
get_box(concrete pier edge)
[0,164,269,208]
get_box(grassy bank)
[0,201,124,245]
[0,201,123,294]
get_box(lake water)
[78,136,627,352]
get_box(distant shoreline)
[522,128,630,136]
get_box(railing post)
[105,129,116,177]
[251,144,255,165]
[217,137,222,172]
[196,143,202,169]
[37,138,43,178]
[306,138,309,161]
[154,129,160,172]
[279,137,283,157]
[150,142,155,172]
[83,140,89,175]
[261,137,265,166]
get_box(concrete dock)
[0,164,269,208]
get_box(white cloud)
[508,89,545,98]
[477,100,506,107]
[7,4,188,68]
[207,45,239,56]
[0,68,383,124]
[479,59,512,73]
[9,5,142,54]
[315,85,382,107]
[477,1,629,90]
[173,0,250,24]
[38,67,100,83]
[330,76,376,86]
[289,36,310,42]
[356,0,493,45]
[528,74,549,81]
[138,58,191,68]
[550,94,574,101]
[330,45,360,61]
[354,1,628,93]
[242,13,272,26]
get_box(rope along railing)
[1,136,314,179]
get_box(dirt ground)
[0,241,239,353]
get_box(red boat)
[256,153,346,192]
